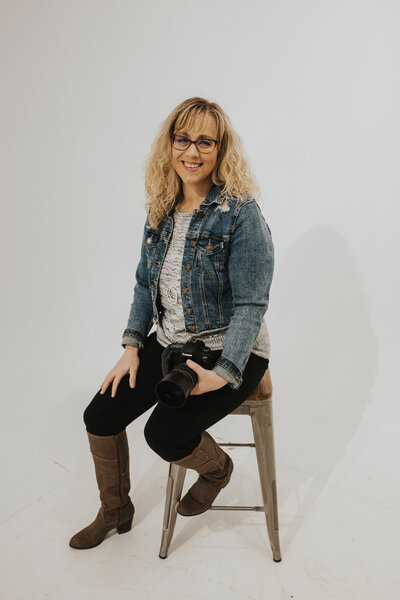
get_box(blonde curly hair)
[142,96,261,229]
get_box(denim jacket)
[122,184,274,389]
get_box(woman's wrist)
[125,344,139,354]
[212,370,228,385]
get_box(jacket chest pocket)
[194,235,225,275]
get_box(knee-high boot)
[171,430,234,516]
[69,429,135,549]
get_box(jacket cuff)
[212,356,243,390]
[121,328,146,349]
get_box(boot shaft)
[87,430,131,509]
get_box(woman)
[69,97,274,550]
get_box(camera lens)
[155,364,197,408]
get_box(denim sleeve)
[121,215,154,350]
[212,200,274,389]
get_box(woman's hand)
[186,359,228,396]
[100,346,140,398]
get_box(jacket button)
[183,287,189,293]
[197,212,204,219]
[190,326,196,332]
[186,264,191,270]
[190,240,196,247]
[186,308,192,314]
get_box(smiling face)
[171,114,219,189]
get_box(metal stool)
[159,368,282,562]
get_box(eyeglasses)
[171,134,218,154]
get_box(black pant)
[84,331,269,462]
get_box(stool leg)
[251,400,282,562]
[159,463,186,558]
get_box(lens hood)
[155,363,198,408]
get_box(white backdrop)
[1,1,399,598]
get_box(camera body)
[161,338,221,375]
[155,338,222,409]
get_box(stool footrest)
[218,442,256,447]
[209,505,265,511]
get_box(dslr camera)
[155,338,222,409]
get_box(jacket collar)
[165,184,224,221]
[199,183,224,207]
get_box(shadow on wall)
[269,224,378,546]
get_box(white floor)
[1,366,399,600]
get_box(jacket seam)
[230,198,255,237]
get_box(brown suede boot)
[69,429,135,549]
[172,431,234,516]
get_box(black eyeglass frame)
[170,134,219,153]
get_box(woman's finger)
[129,368,136,389]
[111,375,122,398]
[100,375,112,395]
